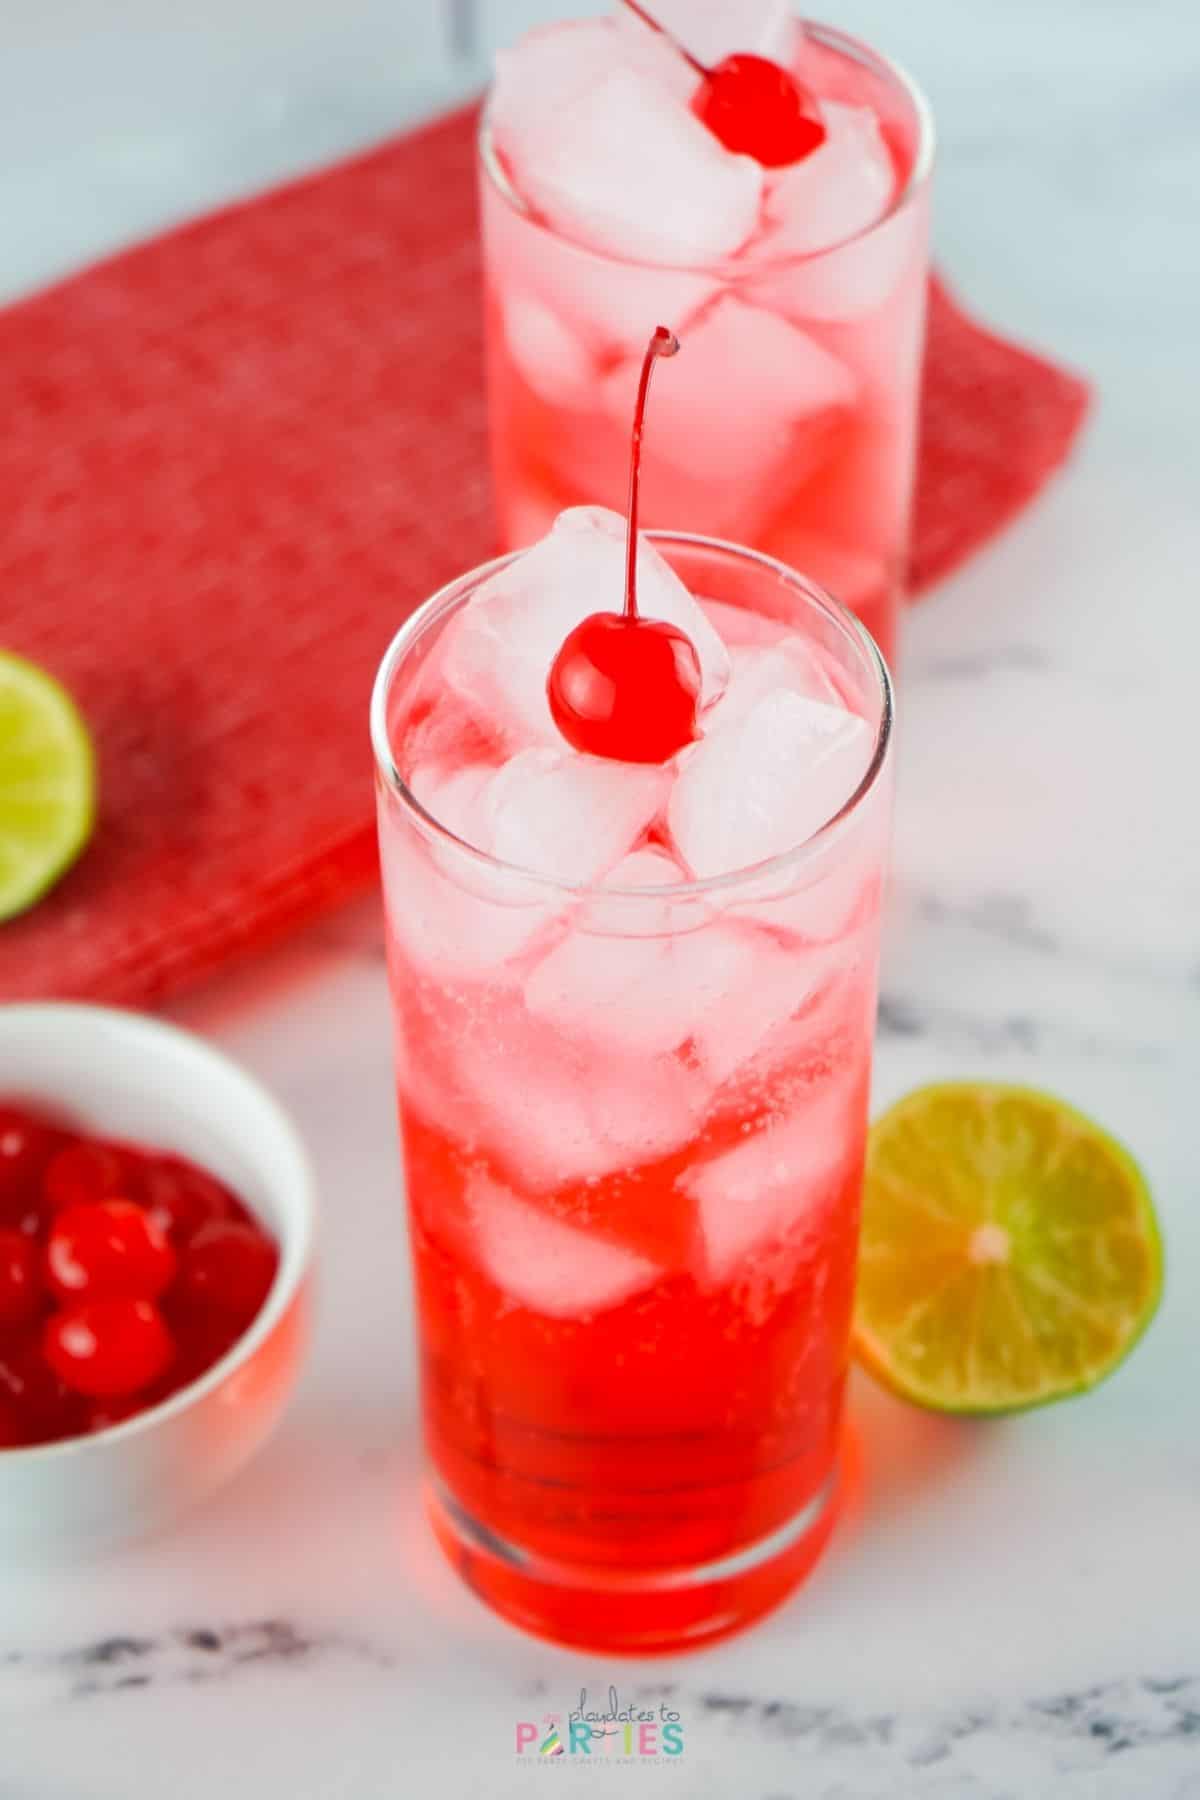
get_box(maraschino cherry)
[620,0,826,168]
[548,327,701,764]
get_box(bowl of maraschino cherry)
[0,1003,314,1557]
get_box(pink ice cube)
[681,1083,855,1282]
[669,687,875,878]
[501,59,762,265]
[757,102,896,260]
[602,298,857,537]
[468,1173,661,1316]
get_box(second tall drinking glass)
[479,15,934,665]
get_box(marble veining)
[876,987,1169,1063]
[9,1620,397,1704]
[2,1,1199,1796]
[6,1618,1199,1795]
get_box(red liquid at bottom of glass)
[403,1105,862,1652]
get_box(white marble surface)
[3,2,1200,1795]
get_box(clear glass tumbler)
[372,534,894,1652]
[478,19,934,668]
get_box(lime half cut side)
[854,1082,1163,1414]
[0,651,95,922]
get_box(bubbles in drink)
[680,1079,859,1283]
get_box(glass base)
[427,1463,842,1655]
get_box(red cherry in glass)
[43,1298,174,1399]
[550,614,700,765]
[46,1200,177,1304]
[43,1140,129,1214]
[619,1,826,167]
[547,326,701,763]
[177,1222,278,1322]
[694,53,827,166]
[0,1230,41,1330]
[141,1155,232,1246]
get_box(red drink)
[372,513,893,1651]
[479,10,933,667]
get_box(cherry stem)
[624,326,679,623]
[618,0,709,78]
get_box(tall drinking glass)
[479,19,933,667]
[372,534,894,1652]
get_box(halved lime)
[0,651,95,921]
[854,1082,1163,1413]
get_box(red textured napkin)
[0,103,1089,1008]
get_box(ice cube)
[697,598,794,650]
[394,971,707,1194]
[499,275,719,406]
[493,19,696,173]
[604,846,688,887]
[438,506,730,745]
[522,851,853,1097]
[669,687,875,878]
[756,102,896,261]
[408,743,668,879]
[691,933,831,1090]
[525,910,753,1062]
[483,746,668,885]
[509,62,762,265]
[385,753,657,978]
[618,0,795,69]
[602,298,857,537]
[407,763,494,842]
[729,838,882,949]
[751,197,923,325]
[379,807,556,982]
[707,640,842,731]
[492,24,617,160]
[680,1082,857,1281]
[578,845,712,937]
[458,1008,708,1191]
[501,292,597,408]
[483,178,718,364]
[468,1172,660,1317]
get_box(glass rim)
[370,529,894,904]
[478,16,936,275]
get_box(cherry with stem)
[619,0,826,168]
[548,327,702,766]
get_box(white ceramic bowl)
[0,1003,315,1559]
